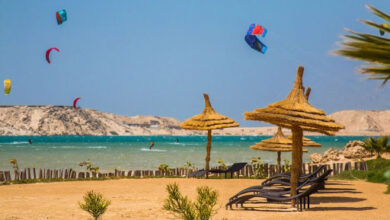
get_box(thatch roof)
[180,93,239,130]
[244,66,344,135]
[249,127,315,152]
[287,135,321,147]
[250,145,309,152]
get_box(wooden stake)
[277,151,281,173]
[206,130,212,170]
[205,129,212,178]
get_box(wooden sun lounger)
[228,169,332,202]
[188,169,208,178]
[208,162,247,179]
[226,182,323,211]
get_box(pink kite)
[46,48,60,64]
[73,97,81,109]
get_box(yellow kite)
[4,79,11,95]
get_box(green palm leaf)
[334,5,390,85]
[362,136,390,158]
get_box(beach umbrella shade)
[287,135,321,148]
[180,93,239,172]
[250,126,320,171]
[244,66,344,207]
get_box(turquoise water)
[0,136,367,171]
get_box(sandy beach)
[0,178,389,220]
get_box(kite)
[247,24,267,37]
[245,24,268,54]
[46,48,60,64]
[56,9,67,25]
[73,97,81,109]
[245,34,267,54]
[4,79,11,95]
[380,23,389,36]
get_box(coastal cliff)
[0,106,389,136]
[0,106,190,136]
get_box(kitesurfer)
[149,141,155,150]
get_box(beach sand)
[0,178,389,220]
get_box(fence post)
[14,170,19,181]
[345,162,351,171]
[5,171,11,181]
[263,163,268,178]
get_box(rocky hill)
[0,106,389,136]
[0,106,190,136]
[328,110,390,136]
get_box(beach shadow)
[326,182,354,186]
[310,196,366,204]
[317,190,362,194]
[228,206,301,213]
[229,206,376,212]
[227,202,375,212]
[308,206,376,211]
[322,187,357,191]
[226,197,374,212]
[316,187,362,194]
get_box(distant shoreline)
[0,106,389,136]
[0,133,380,137]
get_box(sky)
[0,0,390,127]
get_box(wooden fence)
[0,161,368,182]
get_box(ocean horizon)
[0,136,368,171]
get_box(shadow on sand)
[316,187,362,194]
[310,196,366,204]
[227,194,372,212]
[228,205,375,212]
[308,206,375,211]
[325,182,354,186]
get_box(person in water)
[28,138,32,144]
[149,141,155,150]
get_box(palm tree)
[362,136,390,159]
[334,5,390,86]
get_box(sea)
[0,136,368,172]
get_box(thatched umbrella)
[244,66,344,206]
[180,93,239,172]
[250,126,320,171]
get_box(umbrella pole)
[205,130,212,178]
[277,151,281,173]
[299,144,303,175]
[290,125,303,207]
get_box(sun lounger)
[261,164,327,186]
[209,162,247,179]
[226,182,323,211]
[245,164,327,191]
[188,169,208,178]
[229,169,332,202]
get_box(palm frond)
[360,20,390,35]
[334,5,390,85]
[366,5,390,22]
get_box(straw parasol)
[180,93,239,172]
[287,135,321,148]
[244,66,344,206]
[250,126,320,171]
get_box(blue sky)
[0,0,390,126]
